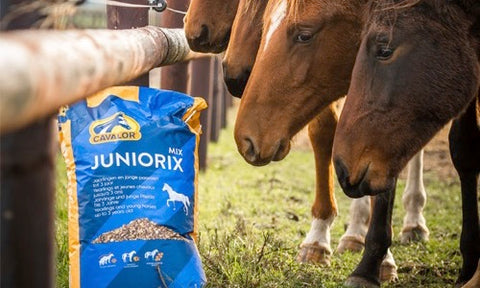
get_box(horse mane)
[263,0,368,27]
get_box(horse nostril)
[196,25,209,44]
[243,137,256,160]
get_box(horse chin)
[188,41,228,54]
[335,158,395,198]
[341,179,394,199]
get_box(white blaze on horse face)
[264,0,287,52]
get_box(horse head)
[185,0,240,53]
[234,0,366,166]
[222,0,268,97]
[94,113,132,134]
[332,0,480,198]
[162,183,169,191]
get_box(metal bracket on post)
[147,0,167,12]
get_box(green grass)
[55,109,463,287]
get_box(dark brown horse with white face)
[184,0,239,53]
[333,1,479,287]
[222,0,268,97]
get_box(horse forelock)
[368,0,475,27]
[364,0,474,44]
[265,0,366,28]
[262,0,304,28]
[243,0,261,14]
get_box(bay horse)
[184,0,240,53]
[332,0,479,287]
[231,0,429,281]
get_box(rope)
[165,7,187,15]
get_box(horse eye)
[295,32,313,43]
[376,47,394,60]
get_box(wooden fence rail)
[0,27,207,133]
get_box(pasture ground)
[55,106,463,287]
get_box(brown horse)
[231,0,364,266]
[222,0,268,97]
[184,0,239,53]
[231,0,430,281]
[332,0,479,287]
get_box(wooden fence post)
[1,3,55,288]
[222,83,233,129]
[160,0,190,93]
[209,57,224,142]
[190,57,213,170]
[107,0,149,86]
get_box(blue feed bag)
[58,86,207,288]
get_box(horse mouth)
[334,158,396,198]
[187,30,230,54]
[334,159,371,198]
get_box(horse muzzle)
[186,25,230,53]
[334,157,395,198]
[222,64,251,98]
[236,136,290,166]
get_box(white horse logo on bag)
[99,253,115,266]
[122,250,137,263]
[144,249,160,260]
[162,183,190,215]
